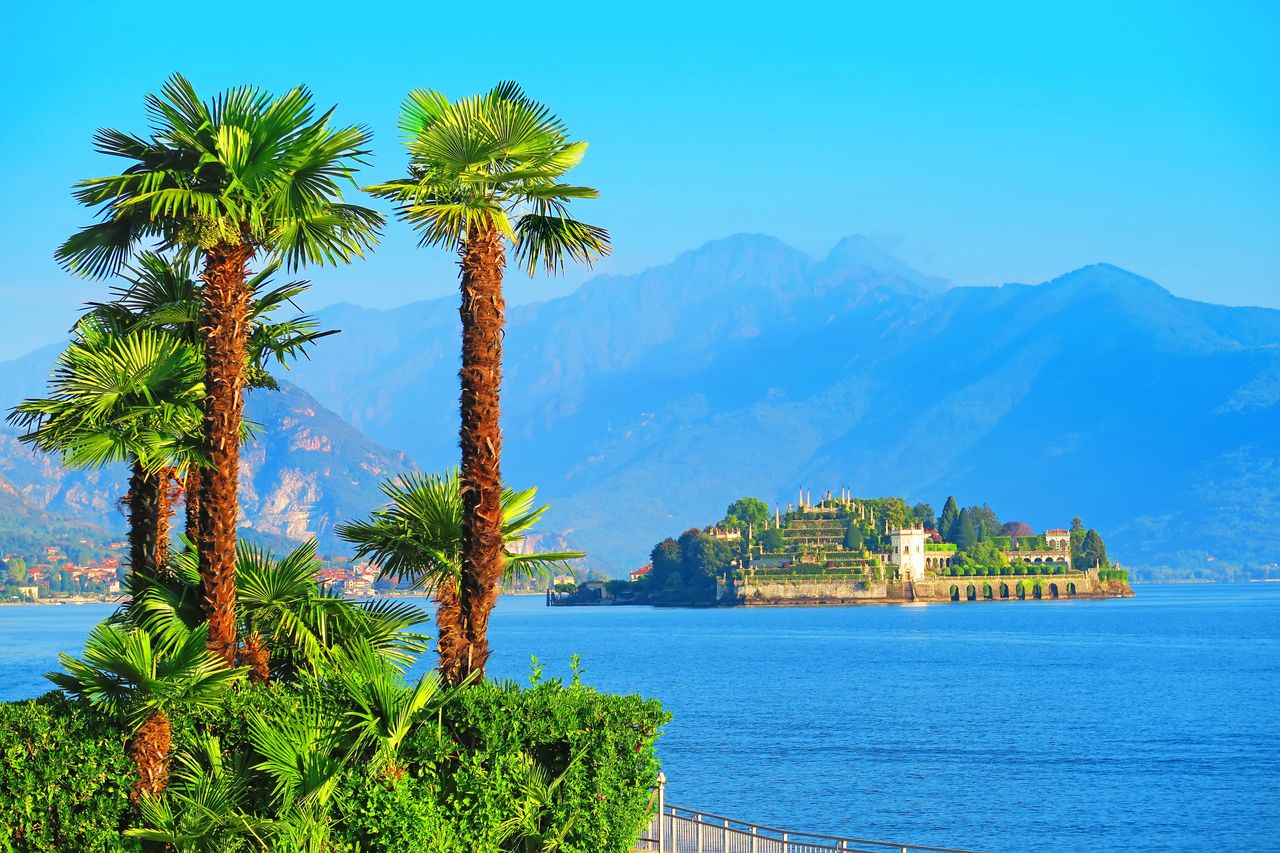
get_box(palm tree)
[57,75,382,666]
[365,83,607,682]
[47,621,242,801]
[125,538,430,684]
[335,469,582,684]
[90,250,336,545]
[8,317,204,579]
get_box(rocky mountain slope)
[0,357,413,553]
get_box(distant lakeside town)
[0,536,573,605]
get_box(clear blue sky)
[1,0,1276,359]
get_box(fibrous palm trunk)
[198,243,254,667]
[455,226,506,685]
[127,462,163,579]
[434,577,467,685]
[154,467,176,572]
[183,466,202,547]
[128,709,172,803]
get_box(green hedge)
[0,693,137,852]
[1,681,668,853]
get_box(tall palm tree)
[90,251,336,545]
[8,318,204,579]
[335,469,582,684]
[47,621,242,801]
[365,83,607,681]
[57,75,382,666]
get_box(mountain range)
[3,234,1277,580]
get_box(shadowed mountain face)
[279,235,1279,580]
[3,235,1276,579]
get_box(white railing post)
[657,772,666,853]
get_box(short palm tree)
[336,469,582,684]
[57,75,382,666]
[8,317,204,579]
[90,250,336,544]
[47,621,243,801]
[366,83,607,682]
[125,538,430,684]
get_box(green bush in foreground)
[0,693,137,852]
[0,676,668,853]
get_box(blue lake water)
[2,583,1278,853]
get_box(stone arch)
[1049,583,1060,599]
[983,583,994,600]
[966,584,977,601]
[1023,557,1032,563]
[1067,582,1077,596]
[949,585,960,602]
[1015,582,1026,600]
[1032,583,1043,600]
[999,583,1010,599]
[1033,557,1043,564]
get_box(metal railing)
[635,776,986,853]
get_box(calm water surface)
[2,584,1277,853]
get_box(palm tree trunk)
[434,577,467,686]
[198,243,255,667]
[154,467,175,572]
[127,462,162,579]
[456,225,506,684]
[128,709,172,803]
[183,466,203,547]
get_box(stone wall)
[725,570,1132,606]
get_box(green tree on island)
[57,74,382,666]
[366,83,608,682]
[953,507,978,551]
[912,502,937,530]
[939,496,960,541]
[721,496,769,531]
[1079,529,1109,569]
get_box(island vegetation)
[0,75,667,851]
[554,491,1127,606]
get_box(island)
[549,490,1134,607]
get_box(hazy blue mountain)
[4,235,1276,580]
[280,235,1279,580]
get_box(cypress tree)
[1080,529,1108,569]
[954,507,978,552]
[939,496,961,542]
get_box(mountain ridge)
[2,234,1276,580]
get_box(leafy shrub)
[0,693,136,852]
[367,679,669,853]
[3,677,667,853]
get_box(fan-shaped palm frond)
[47,621,242,729]
[336,469,581,592]
[366,82,608,276]
[335,469,580,681]
[122,538,430,680]
[58,74,382,276]
[325,641,443,774]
